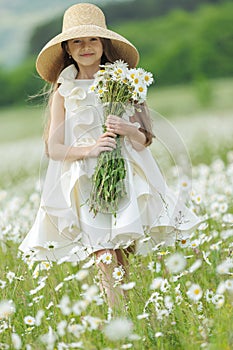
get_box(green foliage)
[115,2,233,86]
[0,58,45,107]
[28,17,62,56]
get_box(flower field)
[0,107,233,349]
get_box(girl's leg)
[94,248,126,308]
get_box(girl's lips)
[81,53,94,57]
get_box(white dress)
[19,64,203,262]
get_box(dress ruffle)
[19,64,204,262]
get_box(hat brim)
[36,25,139,83]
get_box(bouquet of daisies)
[88,60,153,217]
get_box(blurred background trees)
[0,0,232,106]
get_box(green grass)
[0,78,233,349]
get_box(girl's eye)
[90,38,98,41]
[73,39,81,44]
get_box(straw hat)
[36,3,139,82]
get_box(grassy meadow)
[0,78,233,349]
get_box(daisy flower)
[205,289,214,303]
[0,300,15,319]
[99,252,113,265]
[24,315,36,326]
[6,271,15,283]
[187,283,203,301]
[0,280,7,289]
[103,317,133,341]
[137,313,149,320]
[150,277,164,290]
[188,259,202,273]
[11,333,22,350]
[212,294,225,308]
[194,194,202,205]
[165,252,187,274]
[140,70,154,86]
[216,259,233,274]
[179,237,190,248]
[75,269,89,281]
[225,279,233,292]
[120,282,136,290]
[112,266,125,281]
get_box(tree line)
[0,0,232,106]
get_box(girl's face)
[67,37,103,69]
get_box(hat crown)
[62,3,107,31]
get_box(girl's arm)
[105,114,147,151]
[48,91,116,161]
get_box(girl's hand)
[87,131,117,158]
[105,115,138,137]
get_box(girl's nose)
[82,41,90,48]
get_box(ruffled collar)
[57,64,78,84]
[57,65,95,111]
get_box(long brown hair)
[42,38,154,155]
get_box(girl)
[19,3,203,308]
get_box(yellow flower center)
[194,289,200,295]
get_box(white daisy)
[103,317,133,341]
[155,332,163,338]
[11,333,22,350]
[72,300,88,315]
[24,315,36,326]
[6,271,15,283]
[179,237,190,248]
[150,277,164,290]
[58,295,71,316]
[205,289,214,303]
[0,300,15,319]
[81,315,102,330]
[216,281,226,294]
[216,259,233,274]
[188,259,202,273]
[99,252,113,265]
[120,282,136,290]
[40,261,53,271]
[212,294,225,308]
[187,283,203,301]
[194,194,202,205]
[136,313,149,320]
[165,252,187,274]
[75,269,89,281]
[57,320,67,337]
[83,285,99,302]
[0,280,7,289]
[219,203,228,213]
[112,266,125,281]
[35,310,45,326]
[40,326,57,348]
